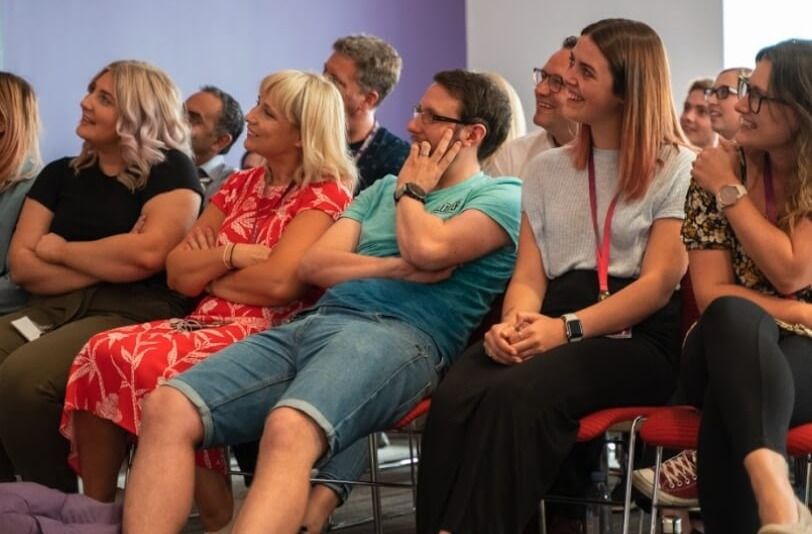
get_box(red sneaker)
[632,449,699,507]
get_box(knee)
[701,296,765,333]
[140,387,203,443]
[260,407,325,456]
[0,356,41,419]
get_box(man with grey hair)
[324,34,410,192]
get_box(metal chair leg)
[805,453,811,507]
[622,416,644,534]
[368,433,383,534]
[649,446,663,534]
[407,425,418,507]
[539,499,547,534]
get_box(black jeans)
[680,296,812,534]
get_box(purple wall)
[2,0,466,165]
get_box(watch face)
[719,185,740,205]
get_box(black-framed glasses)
[737,76,786,114]
[704,85,738,101]
[412,104,471,126]
[532,68,565,93]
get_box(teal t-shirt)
[317,173,521,361]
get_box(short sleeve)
[210,168,258,216]
[681,181,735,250]
[652,147,694,221]
[140,149,202,203]
[462,177,522,249]
[294,180,353,221]
[26,157,72,211]
[342,174,394,223]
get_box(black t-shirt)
[28,149,201,241]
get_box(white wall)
[467,0,723,130]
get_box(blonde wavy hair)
[0,72,41,191]
[259,70,357,190]
[71,60,191,192]
[755,39,812,229]
[572,19,687,201]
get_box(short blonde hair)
[0,72,41,191]
[72,60,192,192]
[259,70,357,190]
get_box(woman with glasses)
[706,67,752,141]
[680,39,812,533]
[416,18,694,533]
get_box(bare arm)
[299,218,453,288]
[689,248,811,327]
[208,209,340,306]
[35,189,200,282]
[8,199,100,294]
[165,203,229,296]
[692,142,812,294]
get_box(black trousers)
[416,271,681,533]
[679,296,812,534]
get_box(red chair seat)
[639,406,700,450]
[787,423,812,457]
[576,406,660,442]
[392,398,432,429]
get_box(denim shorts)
[166,306,444,465]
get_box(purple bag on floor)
[0,482,121,533]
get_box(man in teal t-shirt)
[123,70,521,533]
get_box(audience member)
[707,67,753,140]
[0,60,201,493]
[485,36,578,179]
[481,72,525,172]
[324,34,410,192]
[185,86,244,203]
[679,39,812,534]
[60,70,354,531]
[0,72,42,314]
[121,69,521,534]
[681,78,718,149]
[416,18,694,533]
[240,150,264,170]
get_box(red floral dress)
[60,167,352,474]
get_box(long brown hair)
[571,19,686,200]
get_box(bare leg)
[745,448,798,525]
[123,387,203,534]
[194,466,234,531]
[232,407,326,534]
[301,484,340,533]
[74,411,129,502]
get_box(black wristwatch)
[394,182,428,204]
[561,313,584,343]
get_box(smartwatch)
[394,182,428,204]
[716,183,748,211]
[561,313,584,343]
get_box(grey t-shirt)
[522,145,694,280]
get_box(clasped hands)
[483,312,568,366]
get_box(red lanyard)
[587,149,620,301]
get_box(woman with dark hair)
[680,39,812,533]
[416,18,694,533]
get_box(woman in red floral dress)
[59,70,355,531]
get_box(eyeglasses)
[737,76,786,114]
[412,104,471,126]
[532,68,565,93]
[704,85,738,101]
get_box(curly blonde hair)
[756,39,812,229]
[71,60,191,192]
[0,72,41,191]
[259,70,357,191]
